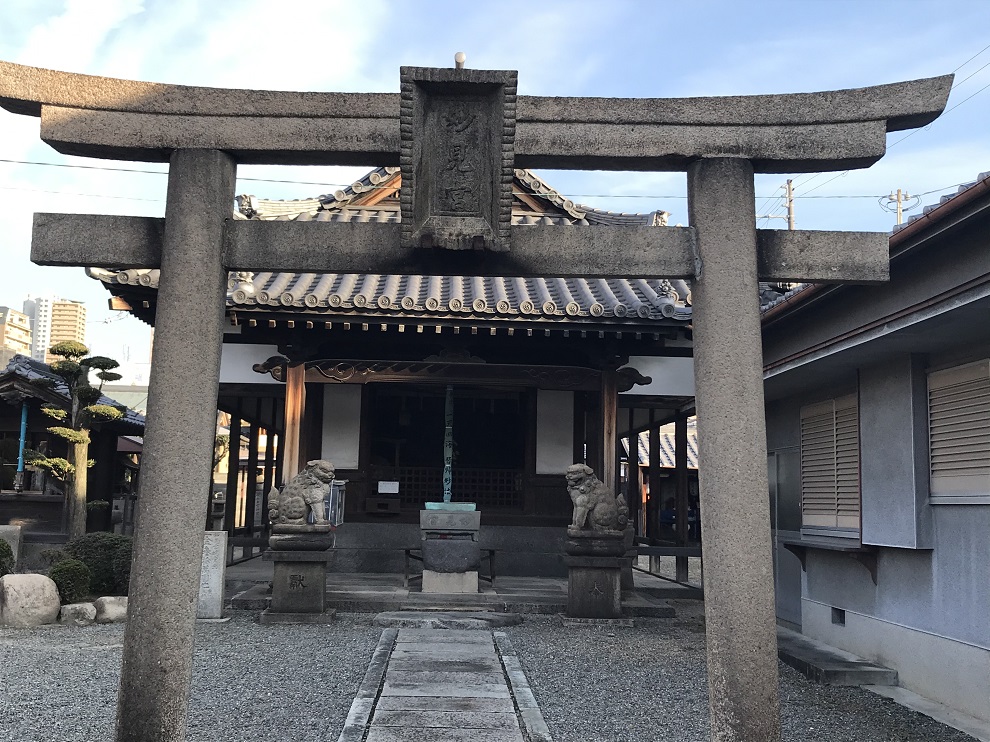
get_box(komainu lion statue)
[566,463,629,534]
[268,459,335,526]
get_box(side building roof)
[0,354,145,434]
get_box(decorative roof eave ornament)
[0,61,951,173]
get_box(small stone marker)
[197,531,227,619]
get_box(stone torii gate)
[0,60,950,741]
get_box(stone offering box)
[420,505,481,593]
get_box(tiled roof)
[91,168,693,326]
[621,421,699,468]
[760,170,990,313]
[0,354,145,432]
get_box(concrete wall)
[219,343,281,384]
[621,355,695,397]
[322,385,361,469]
[802,520,990,722]
[859,355,932,548]
[536,390,573,474]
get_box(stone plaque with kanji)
[399,66,517,251]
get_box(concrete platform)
[777,626,898,686]
[228,559,681,618]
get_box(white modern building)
[22,295,87,362]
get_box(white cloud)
[14,0,146,72]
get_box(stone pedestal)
[420,507,481,594]
[565,531,625,619]
[260,551,335,624]
[261,524,336,624]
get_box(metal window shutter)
[929,360,990,497]
[800,394,860,529]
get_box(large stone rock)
[94,596,128,624]
[0,573,60,627]
[60,602,97,626]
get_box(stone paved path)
[338,627,552,742]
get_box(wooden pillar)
[647,419,660,538]
[223,415,240,535]
[244,423,260,535]
[600,368,618,492]
[282,363,306,482]
[523,388,538,515]
[274,429,284,490]
[675,414,690,582]
[261,424,275,529]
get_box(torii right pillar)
[689,157,778,739]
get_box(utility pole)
[890,188,907,225]
[757,179,796,229]
[785,179,795,230]
[883,188,919,225]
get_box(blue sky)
[1,0,989,377]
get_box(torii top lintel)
[0,61,952,174]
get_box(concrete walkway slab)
[375,696,515,713]
[365,729,524,742]
[777,626,898,686]
[336,627,553,742]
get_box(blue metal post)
[442,385,453,502]
[13,400,28,492]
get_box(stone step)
[777,627,898,686]
[373,611,522,629]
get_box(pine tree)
[29,341,123,537]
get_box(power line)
[0,185,164,202]
[952,41,990,73]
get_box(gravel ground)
[0,613,379,742]
[504,601,977,742]
[0,605,977,742]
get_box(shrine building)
[89,167,699,575]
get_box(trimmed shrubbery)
[112,539,133,595]
[40,548,67,567]
[65,532,132,594]
[49,558,92,604]
[0,539,14,577]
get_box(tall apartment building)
[0,306,32,357]
[23,296,87,363]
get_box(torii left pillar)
[116,149,235,742]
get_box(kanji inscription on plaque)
[400,66,517,251]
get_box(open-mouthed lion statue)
[566,463,629,534]
[268,459,335,526]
